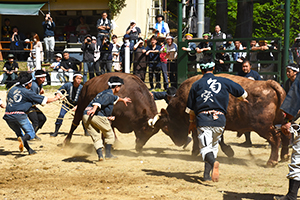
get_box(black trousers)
[149,64,161,89]
[169,61,177,88]
[27,106,46,132]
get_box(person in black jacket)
[99,35,113,75]
[81,34,95,84]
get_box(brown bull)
[157,74,289,166]
[64,72,160,151]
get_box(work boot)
[33,126,42,141]
[203,162,212,181]
[28,148,37,155]
[105,144,117,159]
[34,135,42,141]
[51,124,61,137]
[96,148,104,161]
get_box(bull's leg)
[191,129,200,156]
[134,130,156,152]
[263,128,281,167]
[219,134,234,158]
[280,132,290,162]
[63,123,78,146]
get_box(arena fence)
[177,37,283,84]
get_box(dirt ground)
[0,90,296,200]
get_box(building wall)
[113,0,152,39]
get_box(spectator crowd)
[0,12,297,91]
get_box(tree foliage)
[108,0,127,18]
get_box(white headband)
[35,74,46,78]
[108,82,122,87]
[287,65,299,72]
[22,79,33,87]
[73,74,83,78]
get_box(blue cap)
[123,34,130,39]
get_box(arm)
[87,104,98,116]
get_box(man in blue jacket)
[3,72,58,155]
[186,59,248,182]
[82,76,131,161]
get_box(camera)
[87,38,91,43]
[105,39,110,45]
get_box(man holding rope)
[82,76,131,161]
[27,70,47,140]
[51,72,83,137]
[3,72,59,155]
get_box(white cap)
[92,36,97,40]
[166,35,173,40]
[130,20,136,24]
[55,53,62,58]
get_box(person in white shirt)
[153,14,170,37]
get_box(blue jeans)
[161,62,169,90]
[5,115,35,139]
[55,104,69,125]
[83,62,94,84]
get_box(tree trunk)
[216,0,228,33]
[235,0,253,38]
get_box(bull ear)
[160,108,169,117]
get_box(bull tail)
[267,80,286,123]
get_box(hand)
[237,58,243,63]
[87,109,96,116]
[188,121,197,134]
[219,59,224,64]
[281,122,291,137]
[72,105,77,111]
[40,88,45,95]
[122,97,132,106]
[146,51,150,56]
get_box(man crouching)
[82,76,131,161]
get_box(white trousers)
[288,134,300,181]
[197,126,225,161]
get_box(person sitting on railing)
[61,51,81,82]
[211,25,227,49]
[153,14,170,37]
[1,54,18,86]
[50,53,65,83]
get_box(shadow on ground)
[221,190,286,200]
[142,169,213,186]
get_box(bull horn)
[148,118,154,128]
[147,114,161,128]
[152,114,160,126]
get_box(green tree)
[108,0,127,18]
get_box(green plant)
[108,0,127,18]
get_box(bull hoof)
[220,145,234,158]
[266,160,278,167]
[135,145,143,153]
[280,154,290,162]
[63,138,71,146]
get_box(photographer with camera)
[42,13,55,63]
[81,34,95,83]
[99,35,113,74]
[126,20,141,46]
